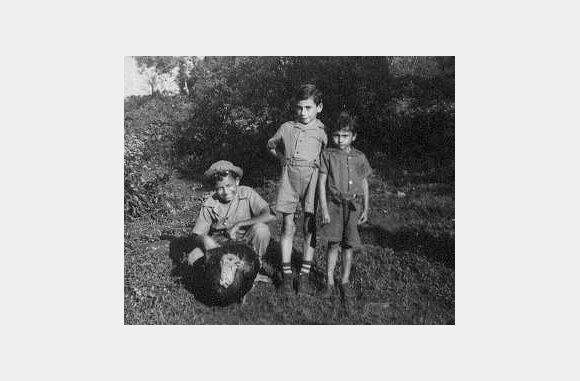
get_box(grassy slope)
[124,173,454,325]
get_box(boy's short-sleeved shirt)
[267,119,327,163]
[192,185,269,236]
[320,147,372,199]
[267,119,327,214]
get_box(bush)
[124,133,170,219]
[124,95,192,168]
[171,57,454,180]
[124,57,455,219]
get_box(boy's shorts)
[320,198,363,248]
[275,165,319,214]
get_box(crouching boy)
[188,160,276,281]
[319,112,372,303]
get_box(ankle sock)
[300,260,312,275]
[282,262,292,275]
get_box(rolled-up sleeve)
[267,125,284,150]
[319,150,329,175]
[248,189,270,216]
[192,207,213,236]
[359,155,373,179]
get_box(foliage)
[124,133,171,219]
[124,56,455,323]
[124,95,193,218]
[124,95,191,166]
[134,56,183,75]
[167,56,455,181]
[124,56,454,218]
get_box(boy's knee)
[250,223,271,240]
[328,242,341,250]
[281,218,296,236]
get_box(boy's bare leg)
[341,247,354,284]
[245,222,271,259]
[295,213,317,294]
[326,242,340,285]
[245,223,273,283]
[279,213,296,294]
[280,212,296,268]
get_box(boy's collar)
[327,146,363,156]
[294,119,323,129]
[203,186,250,208]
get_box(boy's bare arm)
[226,207,276,240]
[358,177,370,224]
[231,207,276,229]
[319,173,330,224]
[191,232,217,252]
[269,148,285,163]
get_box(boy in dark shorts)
[267,84,328,295]
[318,112,372,303]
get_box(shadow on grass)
[359,224,454,268]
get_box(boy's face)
[332,129,356,151]
[214,175,240,203]
[295,97,322,125]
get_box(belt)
[283,157,319,168]
[329,191,361,210]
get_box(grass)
[124,170,454,324]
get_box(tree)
[134,56,184,96]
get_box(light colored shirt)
[192,186,269,236]
[267,119,327,163]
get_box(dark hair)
[211,170,239,186]
[295,84,322,105]
[331,111,358,135]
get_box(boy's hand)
[213,222,228,232]
[278,154,286,166]
[358,209,368,225]
[226,223,241,240]
[321,210,331,225]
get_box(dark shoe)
[321,284,336,299]
[296,273,314,295]
[279,274,294,296]
[259,260,276,278]
[340,282,355,303]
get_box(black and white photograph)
[4,1,579,378]
[124,56,455,324]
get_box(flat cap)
[204,160,243,178]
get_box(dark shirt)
[319,147,372,200]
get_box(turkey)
[189,242,260,306]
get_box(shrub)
[124,133,170,219]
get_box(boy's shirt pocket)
[294,134,324,161]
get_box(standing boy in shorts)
[267,84,328,295]
[318,112,372,303]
